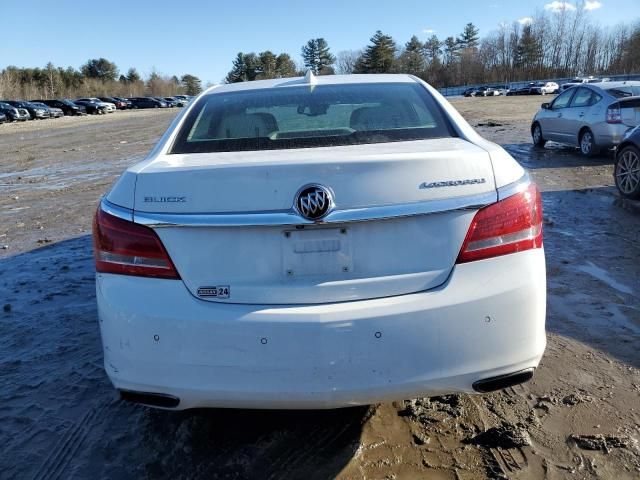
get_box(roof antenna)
[304,69,318,85]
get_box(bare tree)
[335,50,361,74]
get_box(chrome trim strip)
[497,172,531,201]
[101,199,134,221]
[132,191,497,228]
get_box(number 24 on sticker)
[197,285,230,298]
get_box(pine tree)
[355,31,397,73]
[81,58,118,81]
[399,35,427,75]
[275,53,298,78]
[225,53,248,83]
[443,36,460,64]
[242,53,261,81]
[181,74,202,95]
[301,38,336,74]
[126,68,141,83]
[424,35,442,64]
[515,24,542,72]
[459,23,480,49]
[258,51,277,79]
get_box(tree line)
[0,58,203,100]
[226,5,640,86]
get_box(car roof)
[203,73,417,95]
[595,81,640,89]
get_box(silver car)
[531,81,640,156]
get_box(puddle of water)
[577,261,634,296]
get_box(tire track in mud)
[31,400,110,480]
[262,414,361,480]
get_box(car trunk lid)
[133,139,497,304]
[614,97,640,127]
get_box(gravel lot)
[1,97,639,479]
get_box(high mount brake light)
[457,184,543,263]
[93,208,180,279]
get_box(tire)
[614,145,640,199]
[579,129,600,157]
[532,123,546,148]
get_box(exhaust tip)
[119,389,180,408]
[472,368,535,393]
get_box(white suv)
[531,82,559,95]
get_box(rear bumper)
[97,249,546,409]
[594,123,634,148]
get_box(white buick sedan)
[93,73,546,410]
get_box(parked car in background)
[29,102,64,118]
[559,77,607,92]
[473,86,491,97]
[531,81,640,156]
[173,95,192,104]
[507,84,535,96]
[94,73,546,410]
[112,97,132,109]
[129,97,166,108]
[99,97,128,109]
[0,102,30,121]
[2,100,48,119]
[530,82,559,95]
[32,99,86,116]
[490,85,509,96]
[463,87,478,97]
[167,96,188,107]
[77,97,116,113]
[73,99,109,115]
[153,96,175,107]
[162,96,182,107]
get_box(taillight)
[606,105,621,124]
[93,208,180,279]
[457,184,543,263]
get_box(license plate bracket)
[282,228,352,277]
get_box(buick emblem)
[295,184,334,221]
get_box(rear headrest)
[215,112,278,138]
[350,105,417,130]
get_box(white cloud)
[518,17,534,25]
[584,0,602,10]
[544,1,577,11]
[422,28,436,34]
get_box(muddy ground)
[1,97,638,479]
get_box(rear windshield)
[170,82,455,154]
[605,86,640,98]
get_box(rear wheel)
[532,123,546,148]
[579,129,599,157]
[615,145,640,199]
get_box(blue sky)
[0,0,636,84]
